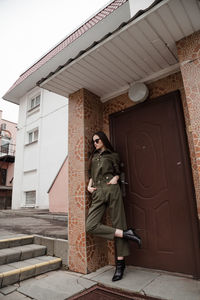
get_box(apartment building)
[11,87,68,212]
[0,110,16,209]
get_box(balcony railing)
[0,143,15,157]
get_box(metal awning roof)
[3,0,130,104]
[39,0,200,102]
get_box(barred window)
[25,191,36,206]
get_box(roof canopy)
[3,0,200,103]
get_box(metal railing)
[0,143,16,157]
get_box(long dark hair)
[88,131,114,172]
[91,131,114,152]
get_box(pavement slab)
[142,274,200,300]
[0,267,199,300]
[87,265,161,293]
[0,291,31,299]
[17,270,96,300]
[84,265,113,279]
[0,285,17,295]
[83,266,200,300]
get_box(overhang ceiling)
[40,0,200,102]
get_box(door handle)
[121,180,128,185]
[120,171,128,197]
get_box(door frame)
[109,90,200,278]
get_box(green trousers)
[86,183,130,257]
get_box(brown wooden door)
[110,91,200,277]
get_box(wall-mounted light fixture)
[128,82,149,103]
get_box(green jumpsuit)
[86,149,130,257]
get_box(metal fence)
[0,143,15,157]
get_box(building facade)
[11,87,68,211]
[0,110,16,209]
[3,0,200,278]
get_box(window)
[25,191,36,206]
[29,94,40,110]
[0,169,7,185]
[31,98,35,109]
[1,143,9,154]
[1,123,6,130]
[36,95,40,105]
[0,138,11,155]
[28,128,39,144]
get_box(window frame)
[27,128,39,145]
[1,123,6,130]
[25,190,36,207]
[27,94,41,112]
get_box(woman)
[86,131,141,281]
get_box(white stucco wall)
[12,87,68,209]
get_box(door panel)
[110,91,200,276]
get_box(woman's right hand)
[87,186,97,194]
[87,178,96,194]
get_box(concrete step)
[0,255,62,288]
[0,235,34,249]
[0,244,47,265]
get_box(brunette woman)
[86,131,141,281]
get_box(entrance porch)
[37,0,200,277]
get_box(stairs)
[0,234,61,288]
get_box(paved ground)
[0,266,199,299]
[0,210,199,299]
[0,209,68,240]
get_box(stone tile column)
[68,88,109,274]
[177,31,200,215]
[68,89,87,273]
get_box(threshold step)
[0,235,34,249]
[0,244,46,265]
[0,255,61,287]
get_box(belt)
[93,175,114,186]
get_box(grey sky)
[0,0,110,123]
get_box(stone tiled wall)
[68,31,200,273]
[68,89,87,273]
[68,89,108,273]
[177,31,200,215]
[103,72,186,136]
[83,89,110,273]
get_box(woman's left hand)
[107,175,119,185]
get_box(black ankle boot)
[112,259,125,282]
[123,228,142,248]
